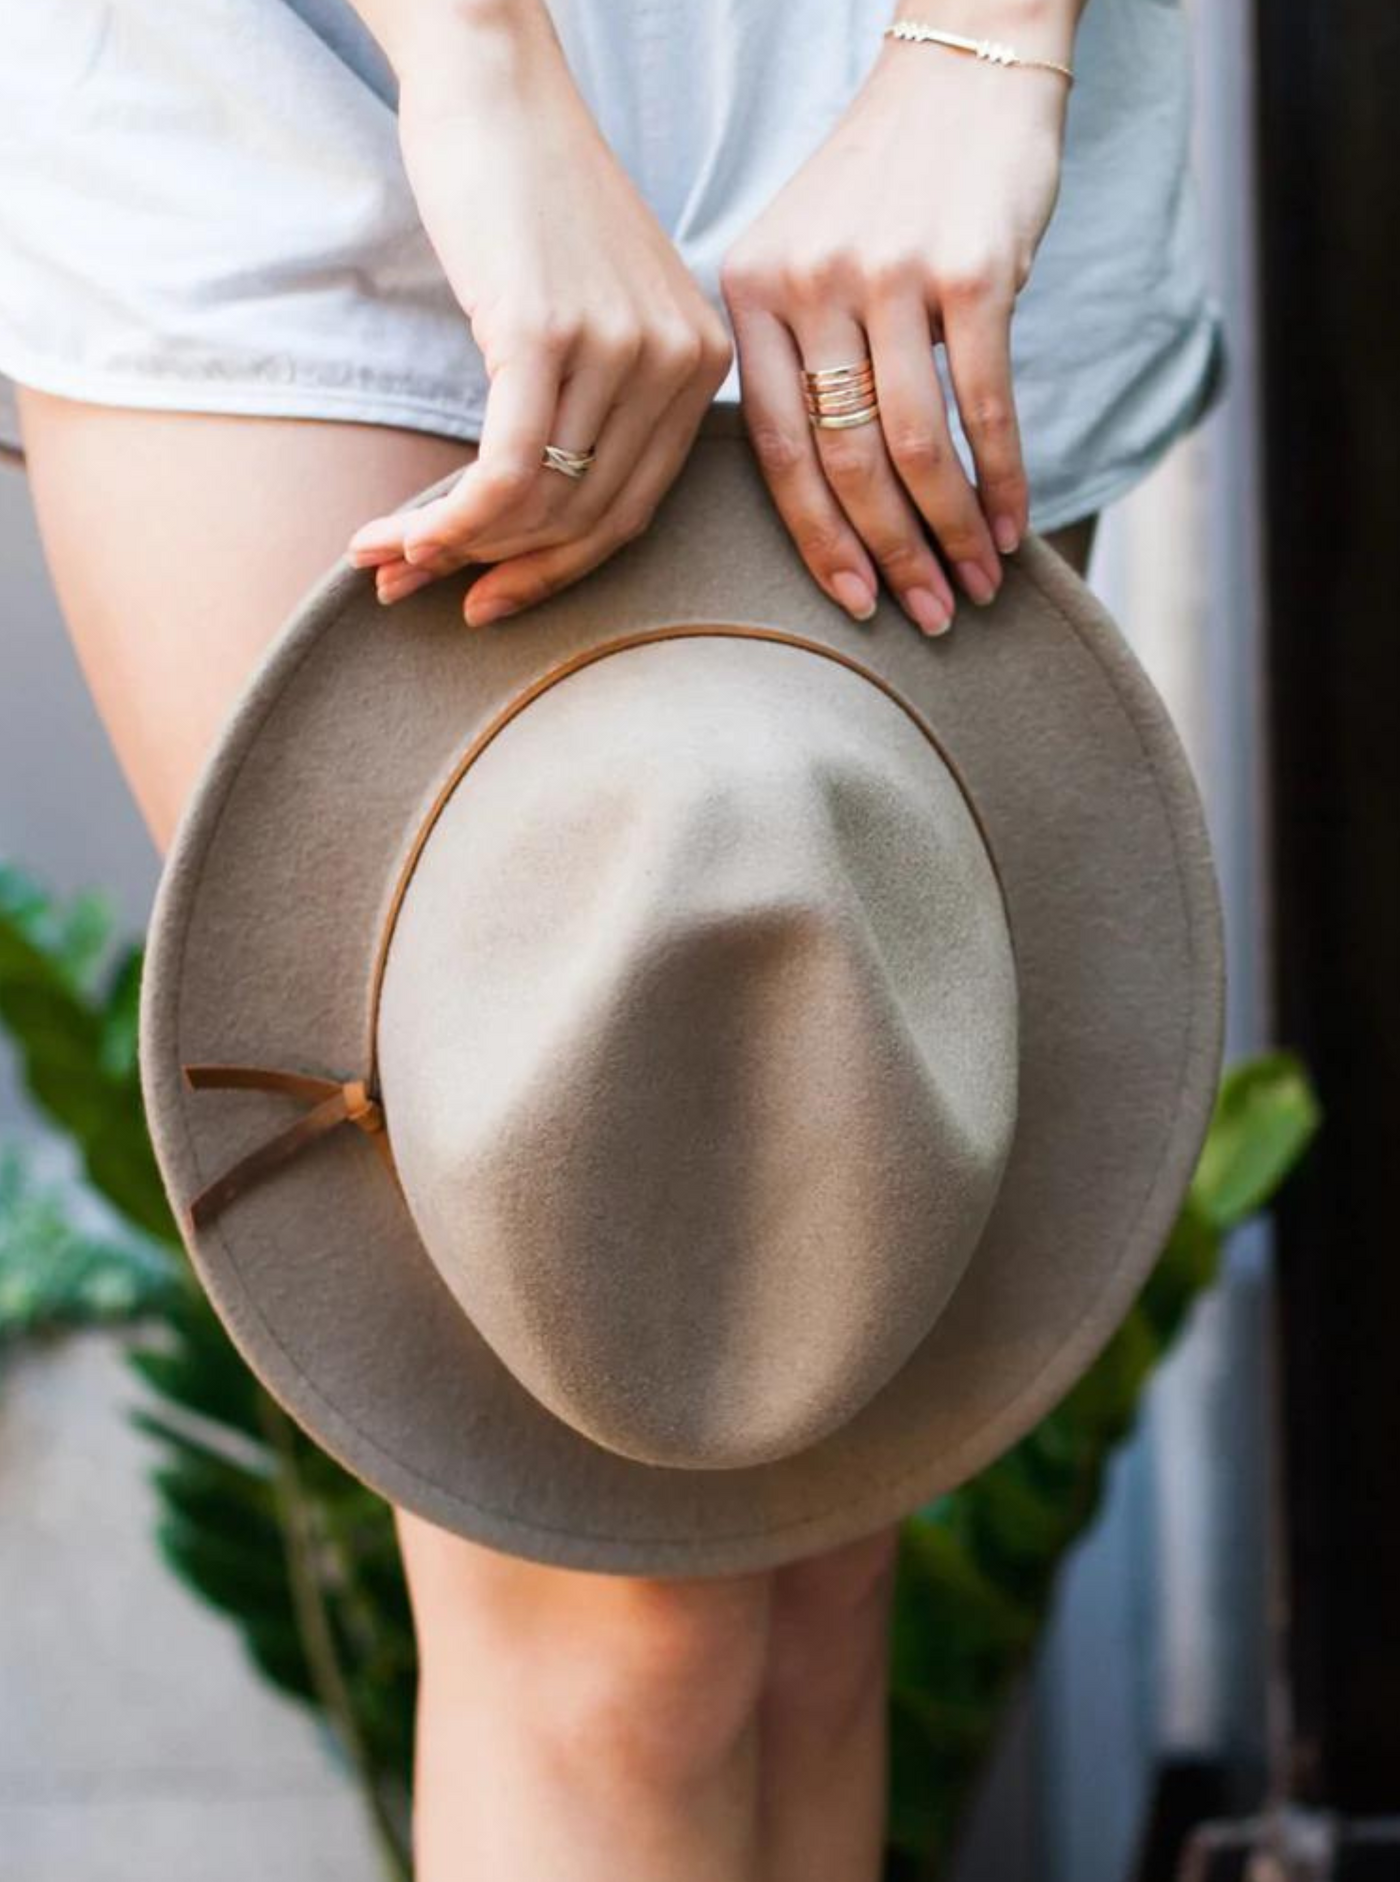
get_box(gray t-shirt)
[0,0,1225,530]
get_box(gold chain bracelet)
[883,19,1075,87]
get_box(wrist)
[881,0,1084,68]
[380,0,560,95]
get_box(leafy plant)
[884,1049,1319,1877]
[0,864,1319,1881]
[0,864,414,1876]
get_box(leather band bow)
[181,1064,394,1230]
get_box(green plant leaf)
[98,945,143,1083]
[0,872,178,1244]
[0,1148,178,1342]
[1190,1051,1321,1231]
[888,1049,1322,1876]
[127,1290,266,1443]
[0,864,114,994]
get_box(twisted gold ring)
[541,442,597,481]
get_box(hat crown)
[376,636,1019,1470]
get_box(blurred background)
[2,1,1395,1877]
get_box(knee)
[533,1573,773,1790]
[766,1525,901,1723]
[408,1529,773,1795]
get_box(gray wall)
[0,458,381,1881]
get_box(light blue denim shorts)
[0,0,1227,531]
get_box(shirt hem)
[0,317,1230,544]
[0,351,494,463]
[1026,313,1230,534]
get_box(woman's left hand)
[719,4,1078,636]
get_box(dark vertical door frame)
[1254,0,1400,1806]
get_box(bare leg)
[16,382,1100,1880]
[396,1510,769,1880]
[13,388,476,850]
[10,386,769,1882]
[750,509,1098,1882]
[759,1524,902,1882]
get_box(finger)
[519,320,642,531]
[346,519,419,568]
[726,305,886,626]
[462,330,642,553]
[792,306,958,633]
[375,360,687,606]
[865,289,1001,601]
[363,319,722,578]
[374,558,436,606]
[459,373,718,628]
[939,273,1027,556]
[394,345,566,567]
[512,315,725,545]
[431,315,727,566]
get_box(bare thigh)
[14,387,480,850]
[15,383,1096,855]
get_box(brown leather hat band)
[179,623,982,1232]
[181,1064,391,1230]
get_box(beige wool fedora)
[138,399,1226,1577]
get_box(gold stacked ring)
[541,442,597,481]
[802,357,880,431]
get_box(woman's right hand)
[345,6,733,627]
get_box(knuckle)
[747,422,805,480]
[792,520,848,568]
[648,321,705,379]
[820,438,877,486]
[491,575,551,615]
[941,522,989,561]
[874,538,928,579]
[866,250,925,300]
[589,316,645,370]
[980,464,1025,501]
[718,249,771,307]
[519,309,582,358]
[785,244,860,303]
[885,424,948,474]
[938,262,1006,308]
[966,393,1015,439]
[479,459,538,504]
[698,319,736,377]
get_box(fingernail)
[955,560,999,607]
[377,570,432,605]
[403,538,446,568]
[831,570,877,621]
[992,514,1021,555]
[905,586,952,637]
[464,595,520,629]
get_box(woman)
[1,0,1226,1874]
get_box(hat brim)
[139,401,1224,1575]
